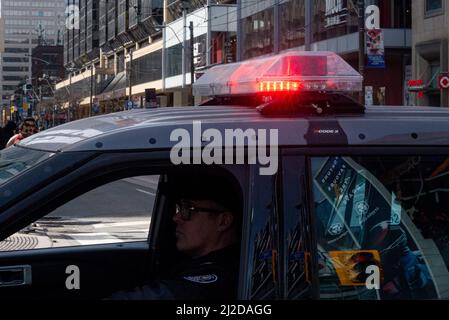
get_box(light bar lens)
[193,51,363,97]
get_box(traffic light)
[23,84,33,96]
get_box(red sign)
[408,79,424,87]
[438,74,449,89]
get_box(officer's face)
[173,199,226,258]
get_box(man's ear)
[217,212,234,232]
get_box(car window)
[310,156,449,300]
[0,175,159,251]
[0,146,54,186]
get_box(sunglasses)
[175,200,225,221]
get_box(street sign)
[438,73,449,89]
[126,100,134,110]
[408,79,425,92]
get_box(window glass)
[241,7,274,60]
[311,156,449,300]
[426,0,442,14]
[0,147,54,186]
[0,175,159,251]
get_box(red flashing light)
[259,80,302,93]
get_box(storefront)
[239,0,412,106]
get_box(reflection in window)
[279,0,305,51]
[311,156,449,300]
[312,0,358,43]
[242,8,274,60]
[131,50,162,85]
[0,147,53,186]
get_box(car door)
[306,148,449,300]
[0,150,172,300]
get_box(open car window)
[0,175,159,251]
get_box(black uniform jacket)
[109,245,240,300]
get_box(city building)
[412,0,449,107]
[238,0,412,107]
[31,45,65,126]
[57,0,163,118]
[0,0,66,114]
[56,0,237,116]
[0,17,4,53]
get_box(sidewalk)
[0,233,54,251]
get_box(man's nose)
[173,212,182,224]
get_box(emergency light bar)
[193,51,363,97]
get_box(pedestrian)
[1,120,17,150]
[6,117,38,148]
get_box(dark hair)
[19,118,37,131]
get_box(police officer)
[109,174,242,300]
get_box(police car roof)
[19,105,449,153]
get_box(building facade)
[31,45,65,126]
[56,0,237,115]
[0,17,4,54]
[238,0,412,106]
[0,0,66,111]
[412,0,449,107]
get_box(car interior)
[0,165,244,300]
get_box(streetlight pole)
[128,49,133,108]
[190,21,195,106]
[68,73,72,121]
[182,7,187,89]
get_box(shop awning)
[97,72,127,101]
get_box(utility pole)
[190,21,195,106]
[236,0,242,62]
[128,49,133,108]
[274,0,280,54]
[358,0,365,105]
[206,0,211,66]
[182,7,187,89]
[90,65,93,117]
[68,73,72,122]
[305,0,312,51]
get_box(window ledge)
[424,10,444,19]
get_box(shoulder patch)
[183,274,218,284]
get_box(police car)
[1,51,449,300]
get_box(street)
[4,175,160,249]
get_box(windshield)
[0,146,54,186]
